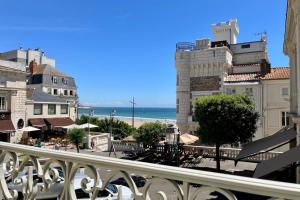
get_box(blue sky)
[0,0,288,107]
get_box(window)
[53,89,58,95]
[245,88,253,96]
[62,78,68,85]
[226,88,236,95]
[176,75,179,86]
[34,104,43,115]
[70,90,73,96]
[61,105,68,114]
[47,88,51,94]
[0,96,7,111]
[281,112,290,127]
[64,90,68,96]
[241,44,250,49]
[281,87,289,96]
[176,98,179,114]
[48,104,56,115]
[52,76,58,84]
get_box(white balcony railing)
[1,142,300,200]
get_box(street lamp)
[175,129,181,167]
[108,109,117,157]
[87,108,94,149]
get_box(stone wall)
[190,76,221,91]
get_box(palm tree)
[67,128,85,153]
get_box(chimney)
[29,60,38,74]
[260,59,271,75]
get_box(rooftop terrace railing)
[176,42,195,52]
[0,142,299,200]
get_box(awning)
[235,127,296,162]
[253,145,300,178]
[0,120,15,132]
[45,117,74,128]
[28,118,46,127]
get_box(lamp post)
[176,129,181,167]
[130,97,136,128]
[87,108,94,149]
[108,109,116,156]
[109,109,116,141]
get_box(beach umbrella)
[62,124,82,129]
[79,123,98,129]
[167,133,199,145]
[19,126,40,138]
[20,126,40,132]
[123,135,136,142]
[179,133,199,145]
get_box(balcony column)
[292,117,300,183]
[293,3,300,183]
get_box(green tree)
[76,115,135,139]
[134,122,166,147]
[195,94,259,171]
[67,128,86,153]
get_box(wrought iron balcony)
[0,142,300,200]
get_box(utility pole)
[130,97,136,127]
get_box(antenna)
[254,31,267,41]
[18,42,23,50]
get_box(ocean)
[79,107,176,121]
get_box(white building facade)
[176,19,290,141]
[0,60,27,143]
[284,0,300,182]
[0,48,55,67]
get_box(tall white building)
[0,48,55,67]
[175,19,290,141]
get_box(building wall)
[175,45,232,133]
[26,103,76,121]
[0,67,27,143]
[223,83,263,139]
[211,19,239,44]
[262,79,290,137]
[0,49,55,67]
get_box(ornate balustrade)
[183,145,282,162]
[112,141,282,162]
[0,142,299,200]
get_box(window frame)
[281,111,290,127]
[226,88,236,95]
[53,89,58,95]
[48,104,56,115]
[281,87,289,97]
[60,104,69,114]
[33,104,43,115]
[241,44,250,49]
[245,87,253,96]
[0,96,7,111]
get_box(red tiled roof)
[225,73,259,82]
[45,117,74,128]
[28,118,46,127]
[224,67,289,82]
[0,120,15,132]
[261,67,290,80]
